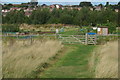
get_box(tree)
[47,8,62,24]
[2,4,13,9]
[118,2,120,26]
[103,22,117,34]
[47,17,60,24]
[60,14,73,24]
[24,16,31,24]
[89,10,98,25]
[103,8,117,24]
[3,10,26,24]
[74,7,91,26]
[79,2,93,7]
[105,2,109,7]
[51,9,61,18]
[30,8,50,24]
[16,10,26,24]
[98,4,104,8]
[2,4,118,30]
[118,2,120,7]
[2,24,19,32]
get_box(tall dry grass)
[0,39,2,79]
[89,41,118,78]
[2,39,63,78]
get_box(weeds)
[2,39,62,78]
[89,41,118,78]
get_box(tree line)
[2,7,119,33]
[2,7,118,26]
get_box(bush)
[97,35,118,45]
[2,24,19,32]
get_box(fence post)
[56,33,59,39]
[85,33,88,45]
[95,34,97,45]
[30,35,33,45]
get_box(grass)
[59,30,85,35]
[89,41,118,78]
[19,24,79,32]
[3,36,118,78]
[0,40,2,79]
[2,39,63,78]
[40,45,95,78]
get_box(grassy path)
[40,45,95,78]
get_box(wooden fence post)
[95,34,97,45]
[55,34,57,39]
[30,36,33,45]
[85,33,88,45]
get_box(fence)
[57,34,97,45]
[2,34,118,45]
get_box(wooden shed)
[97,26,108,35]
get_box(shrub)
[2,24,19,32]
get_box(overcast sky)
[1,0,119,2]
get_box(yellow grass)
[0,40,2,79]
[19,24,79,32]
[89,41,118,78]
[2,39,63,78]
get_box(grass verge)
[89,41,118,78]
[3,39,62,78]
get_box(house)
[77,7,82,10]
[97,26,108,35]
[24,8,33,16]
[62,7,65,10]
[69,7,73,10]
[50,5,55,9]
[56,4,62,9]
[94,6,102,11]
[64,6,73,10]
[41,4,48,8]
[2,12,7,16]
[25,11,32,17]
[2,9,10,13]
[2,9,10,16]
[12,4,21,6]
[50,4,62,9]
[115,9,119,12]
[90,7,94,11]
[10,7,21,11]
[27,8,33,11]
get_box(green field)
[40,45,95,78]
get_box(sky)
[1,0,120,2]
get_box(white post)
[56,29,59,39]
[85,33,88,45]
[56,29,59,34]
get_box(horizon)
[1,0,119,3]
[1,1,119,5]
